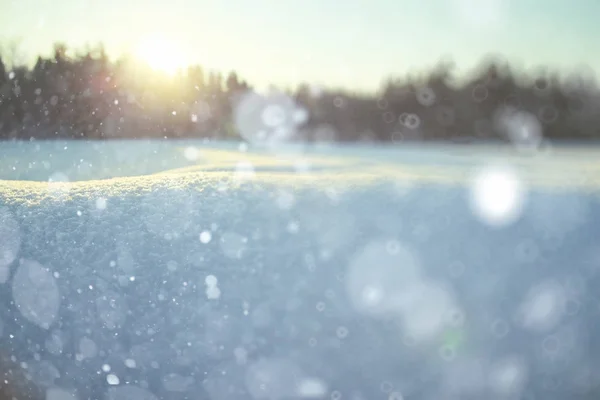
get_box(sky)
[1,0,599,91]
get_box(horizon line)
[1,37,599,94]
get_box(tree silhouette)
[0,42,598,143]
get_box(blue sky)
[1,0,599,91]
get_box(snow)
[106,374,120,385]
[244,358,305,399]
[345,240,422,318]
[200,230,212,243]
[78,337,98,359]
[0,207,20,283]
[517,280,567,332]
[11,259,60,330]
[487,356,529,396]
[107,385,158,400]
[46,388,78,400]
[469,164,526,227]
[162,372,194,392]
[296,377,328,398]
[0,140,599,399]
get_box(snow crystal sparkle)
[469,165,526,228]
[297,378,328,398]
[205,275,218,287]
[12,260,60,330]
[346,240,422,317]
[488,356,528,396]
[416,87,436,107]
[106,374,120,385]
[219,232,248,259]
[184,146,200,161]
[494,108,543,151]
[517,280,566,332]
[389,392,404,400]
[336,326,349,339]
[200,231,212,243]
[96,197,107,210]
[234,160,256,182]
[233,90,305,147]
[206,286,221,300]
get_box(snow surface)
[0,140,599,400]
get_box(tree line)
[0,43,599,142]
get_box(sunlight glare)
[135,35,187,75]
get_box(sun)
[135,35,187,75]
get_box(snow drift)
[0,141,599,400]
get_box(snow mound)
[0,141,598,400]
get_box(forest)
[0,43,599,143]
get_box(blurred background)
[0,0,599,143]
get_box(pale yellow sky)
[1,0,599,91]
